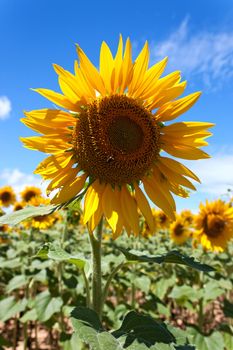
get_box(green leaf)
[134,276,151,294]
[36,243,86,269]
[223,333,233,349]
[223,299,233,318]
[71,306,103,331]
[189,329,224,350]
[6,275,27,293]
[35,290,63,322]
[60,332,83,350]
[0,204,57,225]
[112,311,175,347]
[169,286,200,303]
[20,308,38,323]
[0,296,27,322]
[71,308,186,349]
[116,247,214,272]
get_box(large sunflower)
[194,200,233,252]
[0,186,16,207]
[21,37,213,237]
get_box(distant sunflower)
[13,201,25,211]
[194,200,233,252]
[21,36,214,237]
[170,216,191,245]
[154,209,171,230]
[0,186,16,207]
[180,209,194,225]
[21,186,42,202]
[25,197,59,230]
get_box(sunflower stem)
[89,218,103,319]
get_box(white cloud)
[151,17,233,89]
[0,169,47,199]
[187,153,233,197]
[0,96,11,120]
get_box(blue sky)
[0,0,233,211]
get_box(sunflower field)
[0,37,233,350]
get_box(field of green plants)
[0,190,233,350]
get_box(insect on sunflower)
[21,36,214,238]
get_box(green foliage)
[36,242,87,269]
[116,247,215,272]
[188,329,225,350]
[0,204,57,225]
[71,307,195,349]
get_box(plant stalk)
[89,218,103,319]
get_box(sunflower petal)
[134,183,155,232]
[51,173,87,204]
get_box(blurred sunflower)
[170,216,191,245]
[13,201,26,211]
[21,36,213,237]
[180,209,194,225]
[0,186,16,207]
[24,196,59,230]
[154,209,171,230]
[21,186,42,202]
[194,200,233,252]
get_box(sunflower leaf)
[0,205,58,225]
[36,243,87,269]
[116,247,214,272]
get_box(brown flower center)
[23,190,37,202]
[73,95,160,185]
[0,191,11,203]
[204,214,226,238]
[174,223,184,236]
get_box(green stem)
[89,218,103,319]
[131,281,136,309]
[102,262,125,307]
[81,268,91,308]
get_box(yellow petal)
[119,37,133,94]
[24,109,76,124]
[112,35,123,92]
[51,173,87,204]
[83,180,105,224]
[120,186,139,236]
[149,81,187,110]
[34,153,74,178]
[161,142,210,160]
[102,184,120,232]
[162,122,215,135]
[145,71,181,103]
[46,167,79,194]
[21,117,70,135]
[88,198,103,232]
[76,46,106,95]
[155,92,202,122]
[20,136,70,153]
[159,156,200,182]
[143,177,176,221]
[99,41,114,94]
[157,161,196,191]
[128,41,149,95]
[132,57,168,99]
[54,64,95,102]
[134,183,155,232]
[33,88,80,112]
